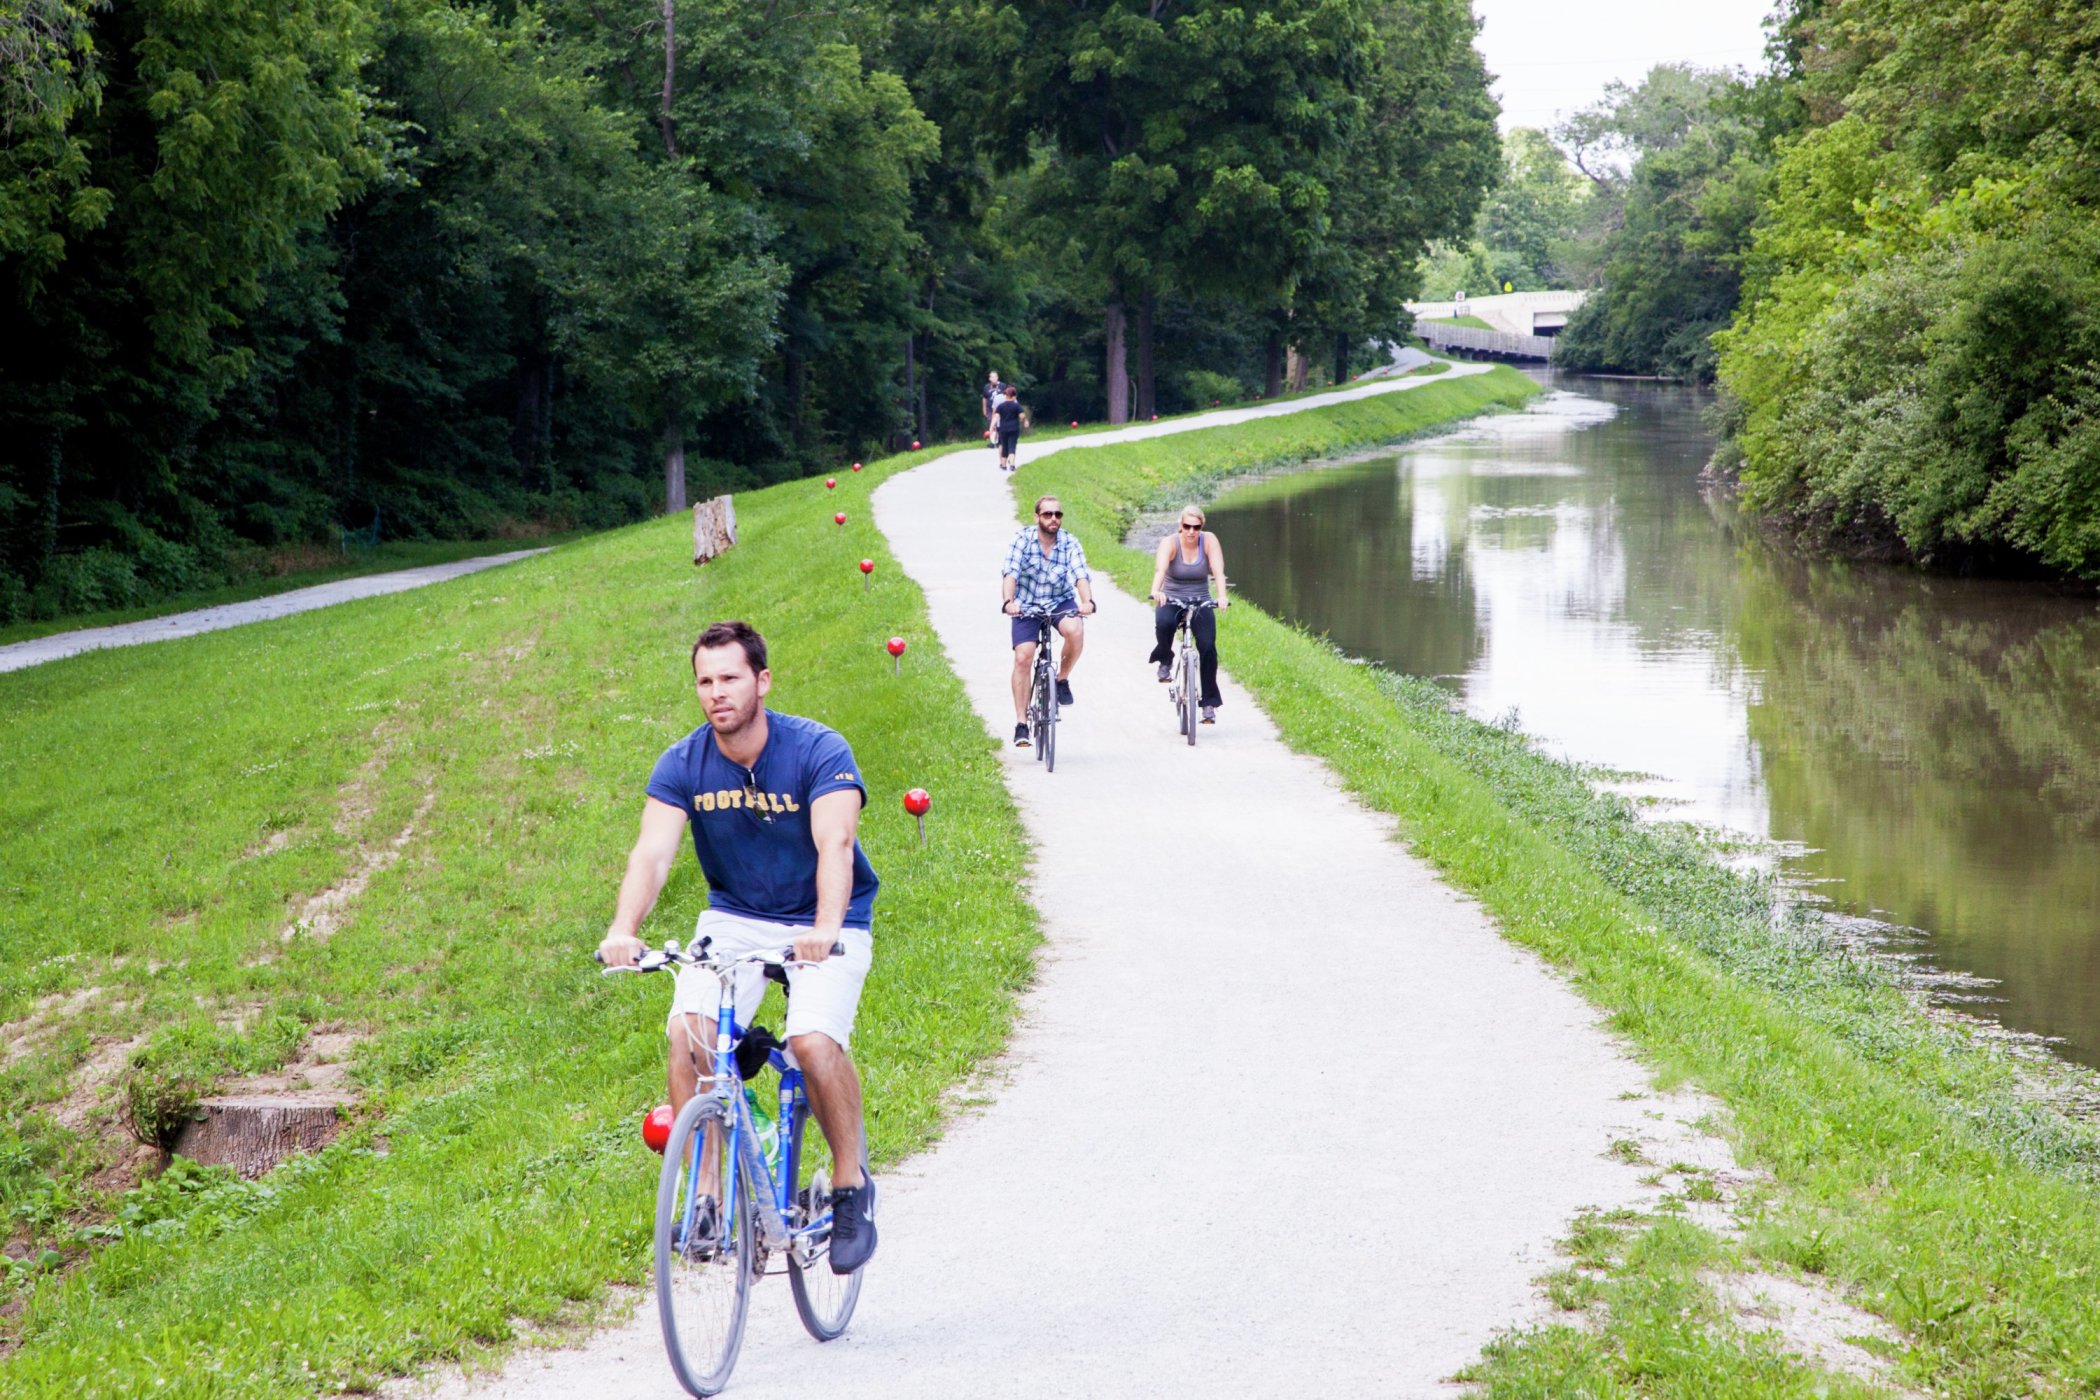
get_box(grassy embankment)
[1020,371,2100,1397]
[0,444,1032,1395]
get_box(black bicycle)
[1163,599,1218,746]
[1012,609,1083,772]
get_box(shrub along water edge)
[1018,374,2100,1396]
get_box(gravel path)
[411,370,1674,1398]
[0,549,550,674]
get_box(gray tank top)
[1163,535,1212,601]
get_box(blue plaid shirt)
[1003,526,1090,613]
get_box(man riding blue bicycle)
[596,619,880,1276]
[1001,494,1096,747]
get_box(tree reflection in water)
[1209,374,2100,1067]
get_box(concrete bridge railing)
[1418,323,1559,362]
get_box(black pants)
[1150,603,1221,708]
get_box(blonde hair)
[1178,505,1207,527]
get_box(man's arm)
[596,797,690,965]
[792,789,863,962]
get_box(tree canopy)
[0,0,1503,622]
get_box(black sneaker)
[1055,678,1074,706]
[1013,722,1030,747]
[829,1178,878,1275]
[682,1195,719,1261]
[1156,662,1171,683]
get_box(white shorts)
[666,908,873,1051]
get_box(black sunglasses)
[1178,522,1201,530]
[742,772,775,824]
[1039,510,1063,519]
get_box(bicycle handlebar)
[594,934,845,975]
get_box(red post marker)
[912,439,922,449]
[852,461,863,472]
[903,787,931,844]
[834,511,847,533]
[1151,414,1158,421]
[642,1104,674,1154]
[887,635,906,675]
[1069,420,1078,428]
[859,558,875,593]
[826,477,838,490]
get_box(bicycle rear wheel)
[784,1102,865,1340]
[656,1098,754,1397]
[1181,650,1199,747]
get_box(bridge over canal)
[1407,289,1588,363]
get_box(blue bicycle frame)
[679,999,831,1260]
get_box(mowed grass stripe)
[0,444,1033,1395]
[1020,369,2100,1395]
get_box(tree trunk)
[1286,343,1311,393]
[903,333,918,441]
[1135,292,1156,420]
[663,417,687,514]
[659,0,678,156]
[1332,331,1351,388]
[1105,299,1129,423]
[1263,330,1284,398]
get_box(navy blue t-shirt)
[645,711,880,929]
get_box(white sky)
[1472,0,1778,133]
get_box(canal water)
[1204,372,2100,1068]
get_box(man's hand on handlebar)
[792,931,839,963]
[597,930,645,967]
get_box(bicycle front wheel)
[1043,685,1059,772]
[656,1097,754,1397]
[784,1102,865,1340]
[1181,651,1199,747]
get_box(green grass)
[1436,313,1498,330]
[0,536,587,648]
[0,442,1034,1396]
[1021,371,2100,1397]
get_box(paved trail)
[0,549,549,674]
[417,370,1676,1398]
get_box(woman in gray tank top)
[1147,504,1229,722]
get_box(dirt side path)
[405,368,1698,1398]
[0,549,550,674]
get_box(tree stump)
[172,1097,343,1179]
[693,494,737,564]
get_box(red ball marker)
[903,787,931,844]
[826,477,837,490]
[912,439,922,449]
[834,511,847,532]
[852,461,863,472]
[642,1104,674,1154]
[887,635,906,675]
[859,558,875,593]
[1070,420,1078,428]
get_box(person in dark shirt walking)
[992,384,1025,472]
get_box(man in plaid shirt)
[1000,494,1098,746]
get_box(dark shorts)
[997,428,1019,454]
[1011,603,1079,649]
